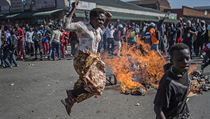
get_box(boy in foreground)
[154,43,191,119]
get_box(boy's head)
[89,8,106,29]
[169,43,191,72]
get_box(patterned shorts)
[73,51,106,102]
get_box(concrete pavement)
[0,59,209,119]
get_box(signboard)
[77,1,96,10]
[69,0,96,10]
[168,13,177,20]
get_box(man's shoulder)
[160,71,175,85]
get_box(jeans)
[2,50,11,68]
[34,41,43,59]
[107,38,114,54]
[9,51,18,67]
[51,41,60,60]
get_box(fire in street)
[103,40,166,95]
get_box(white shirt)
[105,28,115,39]
[25,31,34,43]
[66,21,102,53]
[51,29,62,43]
[5,30,11,40]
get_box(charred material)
[190,70,210,93]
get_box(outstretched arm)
[64,0,79,30]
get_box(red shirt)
[61,32,69,44]
[16,28,24,41]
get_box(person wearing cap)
[148,22,160,52]
[62,1,112,115]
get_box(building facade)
[129,0,171,12]
[165,6,210,24]
[0,0,11,14]
[10,0,23,12]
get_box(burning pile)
[103,40,166,95]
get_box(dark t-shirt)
[183,27,195,45]
[154,68,190,118]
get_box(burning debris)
[103,40,166,95]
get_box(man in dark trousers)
[154,43,191,119]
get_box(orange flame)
[103,38,166,93]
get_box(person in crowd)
[50,25,62,60]
[33,27,43,60]
[148,22,160,52]
[25,27,34,56]
[168,23,177,49]
[113,24,123,56]
[105,24,115,54]
[154,43,191,119]
[62,1,112,115]
[126,25,136,46]
[15,24,25,60]
[60,29,69,58]
[69,31,79,56]
[157,16,167,54]
[42,31,50,58]
[194,20,206,56]
[176,22,183,43]
[8,30,18,67]
[1,38,11,68]
[182,20,197,56]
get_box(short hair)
[89,8,105,19]
[169,43,189,58]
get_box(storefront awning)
[33,9,64,17]
[75,10,160,21]
[6,13,20,19]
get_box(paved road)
[0,59,209,119]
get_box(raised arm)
[64,0,79,30]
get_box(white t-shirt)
[51,29,62,43]
[105,28,115,39]
[66,21,103,53]
[25,31,34,43]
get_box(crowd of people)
[0,22,79,68]
[0,16,210,71]
[1,5,210,118]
